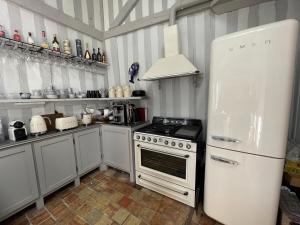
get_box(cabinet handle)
[211,135,241,143]
[211,155,239,166]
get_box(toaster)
[55,116,78,131]
[8,121,28,141]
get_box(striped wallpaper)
[103,0,300,142]
[0,0,107,136]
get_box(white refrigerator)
[204,19,299,225]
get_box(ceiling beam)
[104,1,211,39]
[6,0,104,41]
[109,0,140,29]
[105,9,170,39]
[211,0,272,14]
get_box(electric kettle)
[30,115,51,135]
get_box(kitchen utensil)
[30,115,51,135]
[55,116,78,131]
[46,94,58,99]
[8,121,27,141]
[31,90,43,98]
[132,90,146,97]
[19,92,31,99]
[82,114,92,125]
[41,113,63,132]
[68,93,75,99]
[123,85,132,98]
[99,88,108,98]
[108,87,116,98]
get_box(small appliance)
[55,116,78,131]
[8,121,27,141]
[134,117,205,207]
[30,115,50,135]
[126,104,138,124]
[112,104,127,124]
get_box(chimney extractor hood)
[141,25,199,81]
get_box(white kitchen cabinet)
[101,125,132,174]
[33,134,77,196]
[74,127,102,176]
[0,144,38,221]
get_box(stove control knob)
[142,136,146,141]
[136,135,140,140]
[178,143,183,148]
[186,144,191,149]
[164,140,169,145]
[153,138,157,143]
[171,141,176,146]
[147,137,151,142]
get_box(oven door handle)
[138,175,189,196]
[137,145,190,159]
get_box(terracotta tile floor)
[2,168,222,225]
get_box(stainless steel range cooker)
[134,117,205,207]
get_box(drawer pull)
[138,174,189,196]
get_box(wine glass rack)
[0,36,109,73]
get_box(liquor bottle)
[84,43,91,59]
[75,39,83,57]
[52,34,60,52]
[13,30,21,42]
[41,31,49,49]
[27,32,34,44]
[101,51,106,63]
[97,48,102,62]
[0,25,6,38]
[92,48,97,61]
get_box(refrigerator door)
[207,19,299,158]
[204,145,284,225]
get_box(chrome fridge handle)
[211,135,241,143]
[211,155,239,166]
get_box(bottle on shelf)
[63,39,71,55]
[13,30,21,42]
[0,25,6,38]
[92,48,97,61]
[75,39,83,57]
[27,32,34,44]
[84,43,91,59]
[101,51,107,63]
[41,31,49,49]
[97,48,102,62]
[52,34,60,52]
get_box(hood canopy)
[141,25,199,81]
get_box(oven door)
[135,141,196,189]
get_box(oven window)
[141,148,186,179]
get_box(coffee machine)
[112,104,128,124]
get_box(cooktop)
[136,116,202,141]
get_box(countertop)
[0,124,102,150]
[0,121,149,150]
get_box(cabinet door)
[0,144,38,220]
[74,128,102,175]
[102,126,131,172]
[34,135,77,195]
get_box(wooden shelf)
[0,97,145,104]
[0,37,109,70]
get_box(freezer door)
[207,19,299,158]
[204,145,284,225]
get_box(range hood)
[141,25,199,81]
